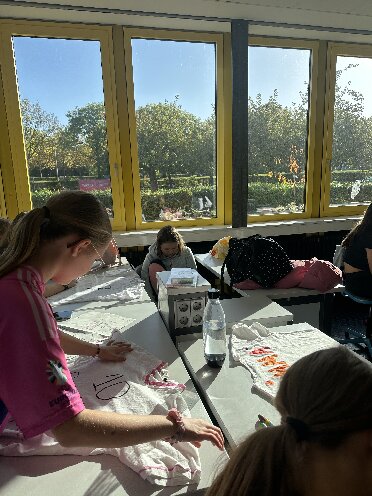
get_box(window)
[13,36,114,212]
[125,29,224,228]
[0,22,124,226]
[247,39,318,220]
[322,44,372,215]
[1,19,369,231]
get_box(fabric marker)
[258,414,273,427]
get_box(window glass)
[248,45,311,216]
[12,36,113,215]
[330,56,372,206]
[131,38,217,223]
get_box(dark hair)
[0,218,11,253]
[206,347,372,496]
[342,202,372,247]
[0,190,112,278]
[0,217,11,238]
[156,225,185,257]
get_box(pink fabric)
[233,259,341,291]
[149,263,165,294]
[234,260,308,290]
[273,262,309,288]
[298,257,342,292]
[234,279,262,290]
[0,266,84,439]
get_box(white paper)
[166,268,198,287]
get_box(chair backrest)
[343,291,372,306]
[333,244,346,269]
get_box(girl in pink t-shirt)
[0,190,223,451]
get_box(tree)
[248,89,308,178]
[64,102,109,178]
[20,98,60,176]
[135,99,215,191]
[332,64,372,171]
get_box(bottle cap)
[207,288,220,299]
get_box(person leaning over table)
[0,190,224,451]
[206,346,372,496]
[342,202,372,299]
[140,225,197,298]
[3,211,120,298]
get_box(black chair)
[338,291,372,358]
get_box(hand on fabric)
[182,417,224,451]
[98,339,133,362]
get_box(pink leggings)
[149,263,166,294]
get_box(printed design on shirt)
[46,359,68,385]
[93,374,130,400]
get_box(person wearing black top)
[342,202,372,299]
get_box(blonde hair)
[156,225,185,257]
[206,347,372,496]
[0,190,111,278]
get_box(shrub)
[31,187,112,209]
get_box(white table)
[195,253,344,333]
[1,298,228,495]
[47,259,151,306]
[177,323,338,447]
[221,295,292,329]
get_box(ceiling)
[1,0,372,35]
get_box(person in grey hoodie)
[141,225,196,298]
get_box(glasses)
[111,238,122,266]
[67,238,122,267]
[91,243,106,267]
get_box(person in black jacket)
[342,202,372,299]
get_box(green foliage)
[64,103,109,178]
[31,188,57,208]
[136,100,215,190]
[247,182,305,214]
[331,169,371,183]
[20,99,60,176]
[248,90,308,177]
[22,62,372,220]
[141,185,215,221]
[31,187,112,209]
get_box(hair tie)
[42,206,50,218]
[286,416,310,441]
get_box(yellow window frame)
[0,19,125,229]
[247,37,319,223]
[123,27,225,229]
[0,64,16,218]
[321,42,372,217]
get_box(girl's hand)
[182,417,224,451]
[98,340,133,362]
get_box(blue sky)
[12,36,372,126]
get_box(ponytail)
[0,190,112,278]
[206,426,300,496]
[0,208,46,277]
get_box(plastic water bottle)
[203,288,226,367]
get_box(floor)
[331,293,371,360]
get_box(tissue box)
[156,271,210,340]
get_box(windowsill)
[114,216,361,247]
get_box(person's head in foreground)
[206,346,372,496]
[0,217,11,244]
